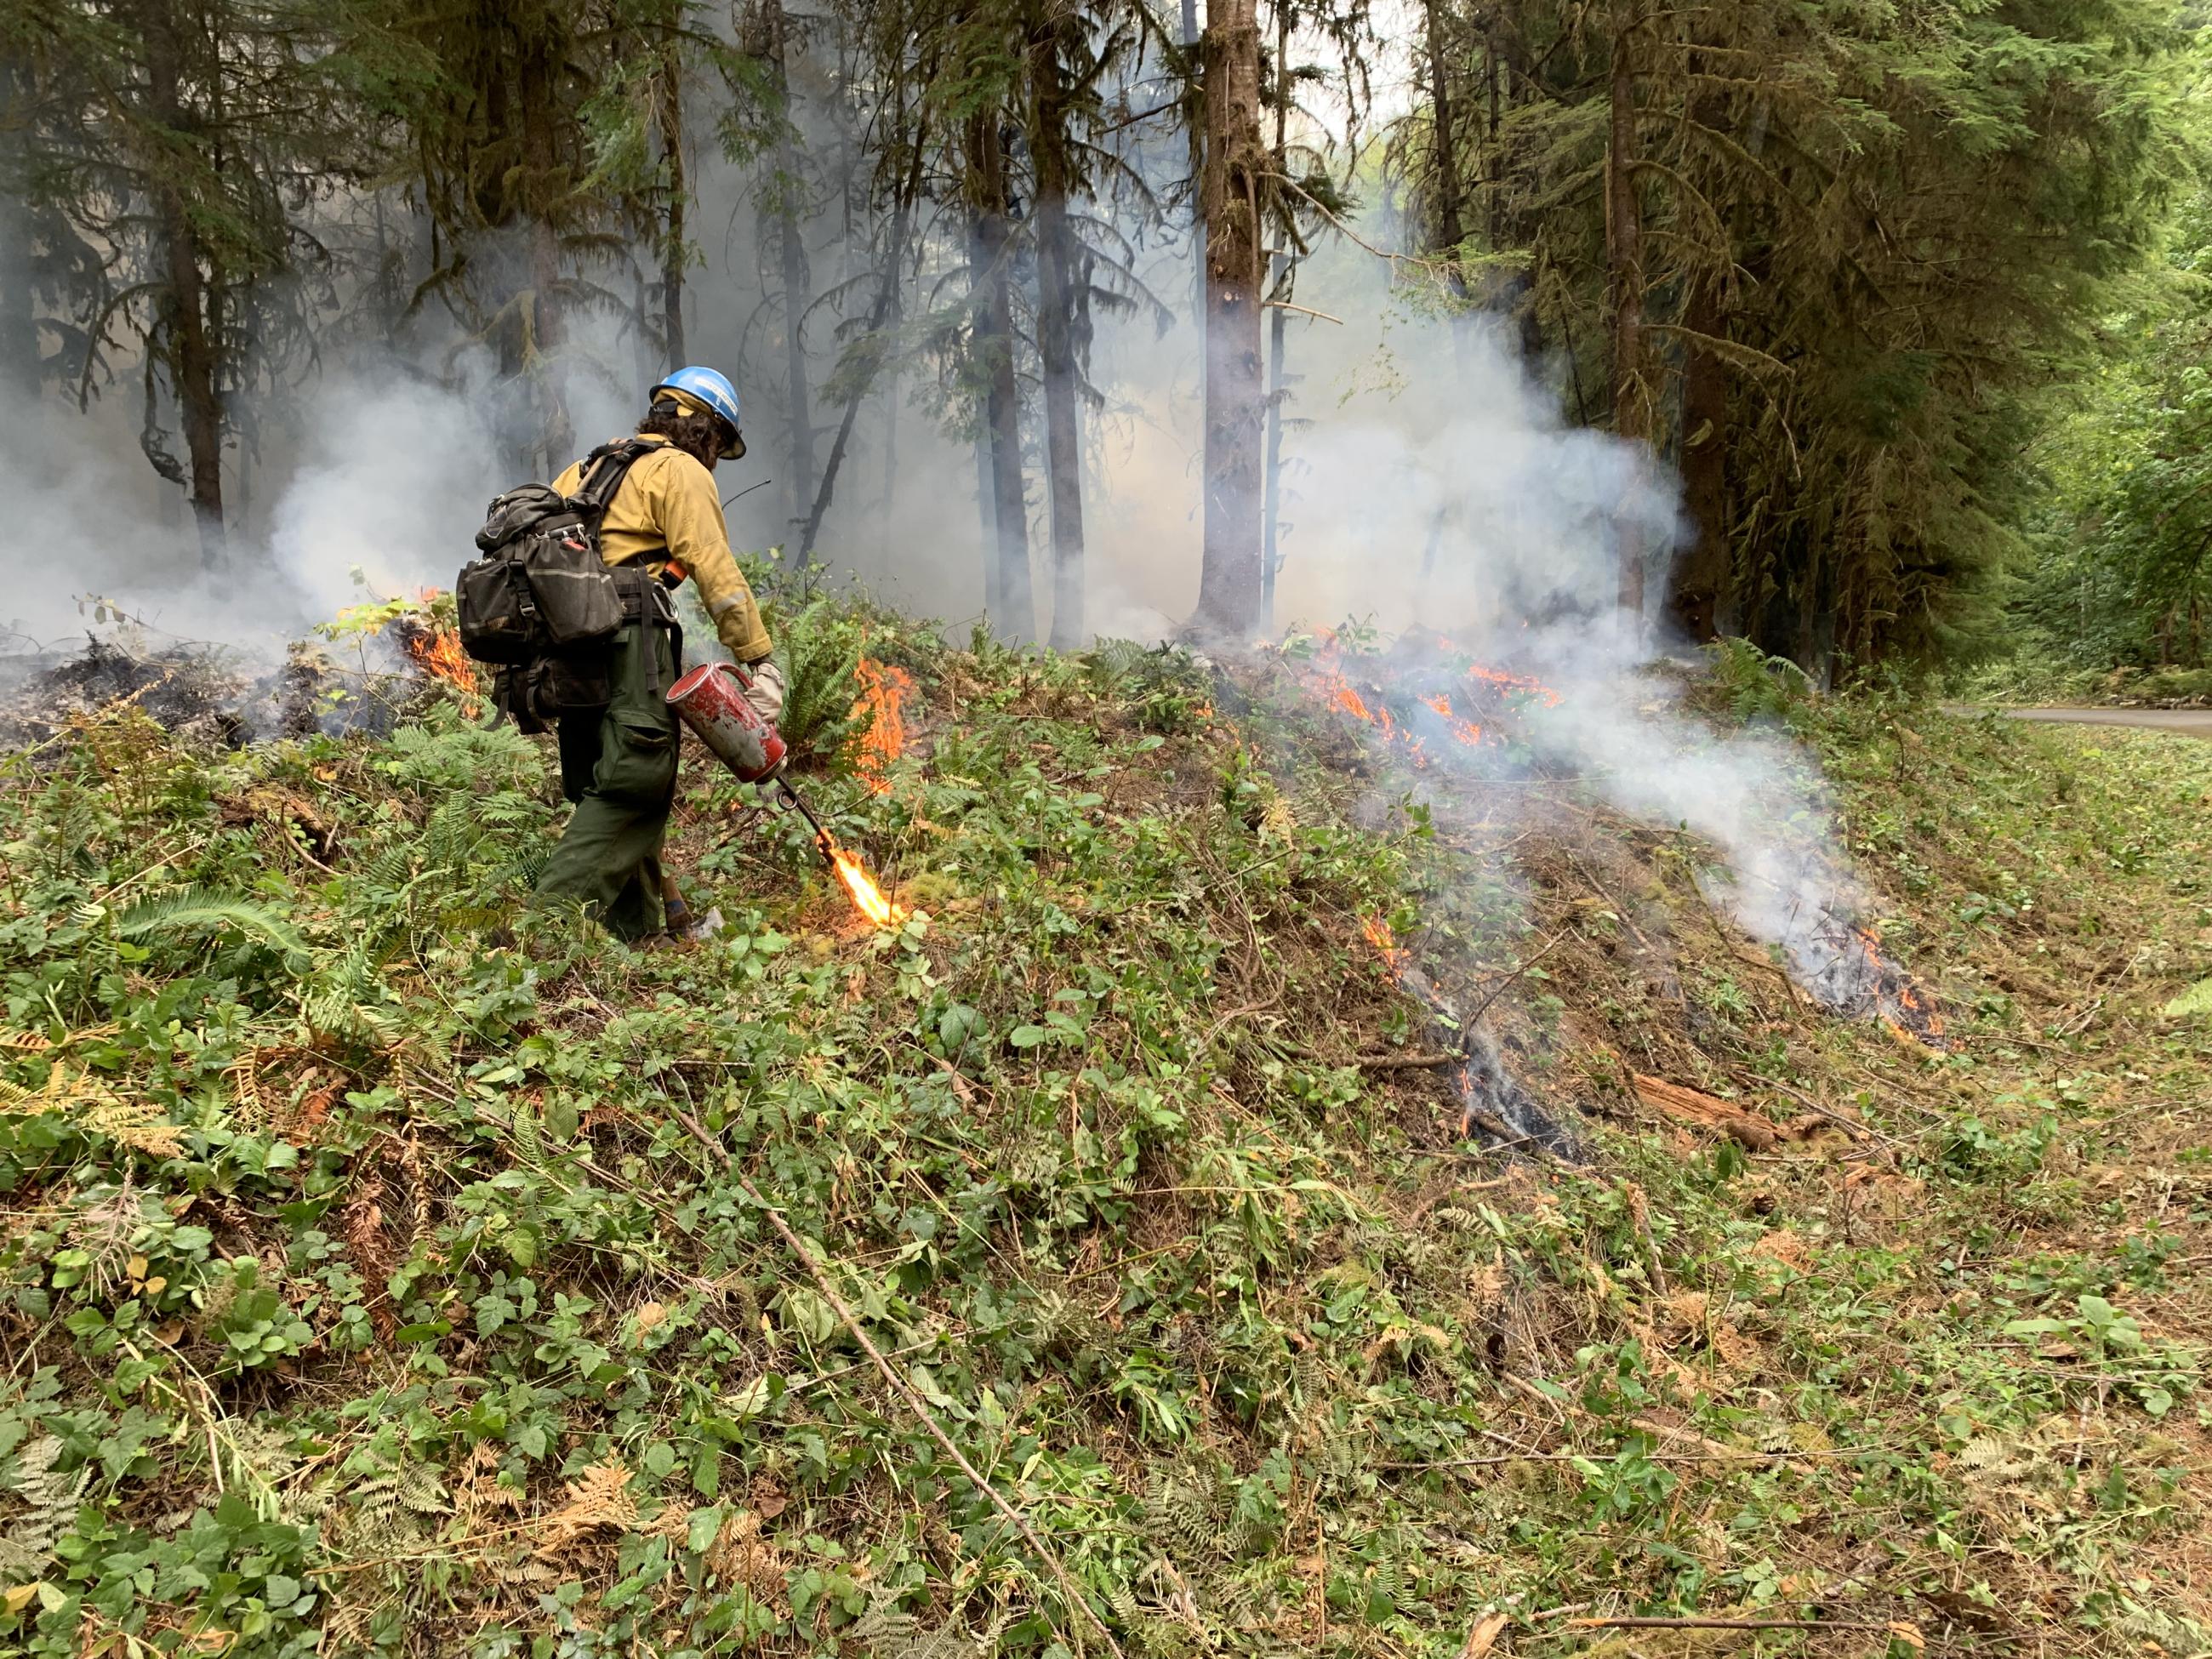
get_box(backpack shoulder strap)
[567,437,660,525]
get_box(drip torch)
[665,662,905,926]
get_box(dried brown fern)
[339,1169,399,1340]
[399,1126,433,1245]
[534,1462,638,1556]
[704,1508,784,1600]
[227,1049,266,1126]
[0,1064,185,1158]
[453,1440,525,1529]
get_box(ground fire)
[1808,920,1949,1046]
[393,597,481,715]
[825,839,906,927]
[1288,629,1559,772]
[852,658,912,795]
[1315,629,1951,1052]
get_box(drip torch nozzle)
[776,777,834,860]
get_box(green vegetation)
[2,621,2208,1656]
[2003,184,2212,694]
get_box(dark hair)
[638,399,727,470]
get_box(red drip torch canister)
[667,662,787,783]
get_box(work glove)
[741,659,786,728]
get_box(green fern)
[774,601,871,769]
[1142,1466,1217,1557]
[1085,637,1154,690]
[1705,637,1817,721]
[114,888,309,968]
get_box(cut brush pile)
[0,607,2207,1659]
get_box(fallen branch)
[1354,1050,1462,1070]
[1567,1616,1898,1633]
[1457,1611,1509,1659]
[1633,1073,1781,1152]
[675,1109,1123,1658]
[1379,1445,1889,1470]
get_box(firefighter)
[533,366,782,940]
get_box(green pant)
[534,622,681,940]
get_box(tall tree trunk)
[0,58,38,401]
[1192,0,1265,641]
[769,0,817,544]
[1262,294,1287,626]
[142,0,225,567]
[655,25,687,368]
[1421,0,1465,264]
[1033,25,1086,650]
[975,431,1002,622]
[801,129,925,558]
[1667,282,1730,642]
[968,111,1033,640]
[516,28,571,472]
[1262,0,1291,630]
[1605,1,1646,628]
[1485,21,1501,254]
[1181,0,1202,356]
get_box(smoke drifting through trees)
[0,0,2186,674]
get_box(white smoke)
[265,375,500,624]
[1202,251,1876,987]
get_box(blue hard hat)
[650,366,744,457]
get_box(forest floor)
[0,624,2207,1659]
[1984,707,2212,739]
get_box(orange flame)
[1327,677,1373,722]
[852,658,912,795]
[1855,926,1947,1042]
[1465,663,1562,707]
[1291,633,1550,763]
[1422,693,1485,748]
[825,837,907,928]
[405,620,481,714]
[1360,914,1409,979]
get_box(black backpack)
[455,439,655,730]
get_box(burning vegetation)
[1286,627,1561,775]
[1293,627,1950,1050]
[823,838,907,927]
[391,605,481,714]
[850,657,911,795]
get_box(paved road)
[1993,706,2212,739]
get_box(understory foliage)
[2012,185,2212,681]
[0,612,2209,1655]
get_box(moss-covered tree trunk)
[1192,0,1264,641]
[1033,27,1086,650]
[767,0,816,542]
[142,0,226,568]
[655,25,687,369]
[967,110,1033,641]
[0,57,37,401]
[1605,0,1646,628]
[1669,273,1730,641]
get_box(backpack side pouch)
[521,527,624,648]
[456,556,542,665]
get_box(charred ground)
[0,613,2206,1658]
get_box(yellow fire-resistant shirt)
[553,433,773,664]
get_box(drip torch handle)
[775,777,838,867]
